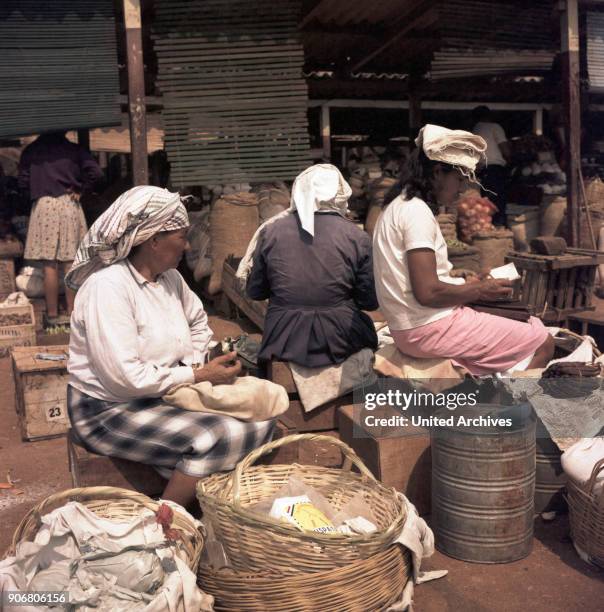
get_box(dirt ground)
[0,317,603,611]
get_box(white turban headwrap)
[236,164,352,282]
[415,124,487,182]
[65,186,189,290]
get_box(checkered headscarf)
[65,186,189,290]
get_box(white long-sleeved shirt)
[68,260,212,402]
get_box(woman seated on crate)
[372,125,555,375]
[65,186,274,508]
[236,164,379,368]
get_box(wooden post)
[123,0,148,185]
[533,108,544,136]
[320,104,331,161]
[409,92,423,143]
[77,129,90,151]
[561,0,581,247]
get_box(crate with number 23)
[11,345,69,441]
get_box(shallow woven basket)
[198,545,411,612]
[567,459,604,567]
[197,434,407,574]
[7,486,204,570]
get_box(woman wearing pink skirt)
[373,125,554,375]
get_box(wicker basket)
[0,302,36,357]
[567,459,604,567]
[7,486,204,570]
[197,434,407,574]
[198,545,411,612]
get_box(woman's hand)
[477,279,514,301]
[194,352,242,385]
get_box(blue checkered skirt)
[67,385,275,479]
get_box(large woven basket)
[198,545,411,612]
[567,459,604,567]
[197,434,407,574]
[7,486,204,570]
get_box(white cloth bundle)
[416,124,487,182]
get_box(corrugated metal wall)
[0,1,121,138]
[587,12,604,93]
[153,0,310,187]
[431,0,556,80]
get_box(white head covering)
[236,164,352,283]
[289,163,352,236]
[415,124,487,182]
[65,186,189,290]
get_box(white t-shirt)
[372,196,465,331]
[68,260,213,402]
[473,121,508,167]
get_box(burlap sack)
[209,192,259,295]
[257,182,290,223]
[448,245,481,273]
[540,195,567,237]
[472,229,514,270]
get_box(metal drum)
[535,437,567,514]
[431,403,536,563]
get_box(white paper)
[489,262,520,281]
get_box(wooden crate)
[67,430,166,496]
[222,257,267,330]
[0,237,23,258]
[339,404,432,516]
[31,298,47,333]
[0,302,36,357]
[11,345,70,441]
[0,258,16,297]
[266,361,347,432]
[506,248,604,321]
[259,418,343,468]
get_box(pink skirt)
[391,306,549,376]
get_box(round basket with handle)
[198,544,411,612]
[7,486,204,570]
[196,434,407,574]
[567,459,604,567]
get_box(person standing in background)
[18,131,103,326]
[472,106,512,227]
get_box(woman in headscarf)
[237,164,378,368]
[372,125,555,375]
[65,186,275,508]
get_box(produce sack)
[209,192,259,295]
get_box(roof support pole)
[561,0,581,247]
[123,0,148,185]
[533,108,544,136]
[320,104,331,161]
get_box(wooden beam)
[350,8,437,73]
[533,108,544,135]
[123,0,148,185]
[298,0,327,30]
[561,0,581,248]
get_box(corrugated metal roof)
[587,12,604,93]
[0,0,121,138]
[301,0,423,28]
